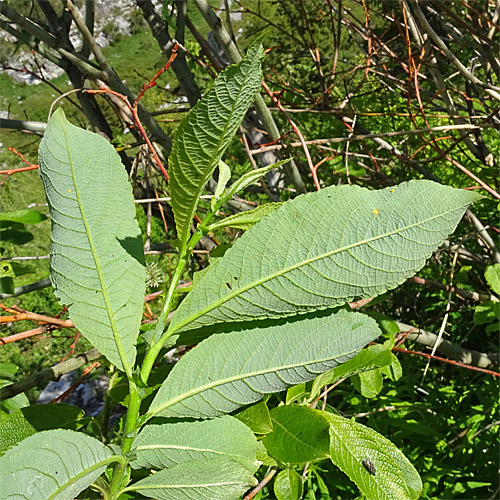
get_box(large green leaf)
[0,429,114,500]
[38,108,145,373]
[263,406,330,463]
[168,41,265,248]
[169,181,480,335]
[326,412,422,500]
[131,416,258,473]
[148,309,381,419]
[126,457,257,500]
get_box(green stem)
[139,260,187,383]
[140,211,217,384]
[109,379,141,497]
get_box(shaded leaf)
[0,228,33,245]
[38,108,145,372]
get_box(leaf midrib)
[149,348,360,418]
[170,206,463,335]
[63,126,132,376]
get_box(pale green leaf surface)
[38,109,145,372]
[169,180,480,334]
[149,309,381,419]
[131,416,258,472]
[128,457,257,500]
[169,42,265,247]
[212,161,232,210]
[0,429,112,500]
[380,353,403,381]
[263,406,330,463]
[274,469,304,500]
[286,383,308,404]
[208,203,283,232]
[223,158,291,201]
[256,440,278,466]
[326,412,422,500]
[352,369,384,398]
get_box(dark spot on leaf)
[225,282,232,290]
[362,458,376,475]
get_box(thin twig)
[243,468,278,500]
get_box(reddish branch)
[50,361,101,403]
[393,347,500,378]
[0,326,50,345]
[0,148,39,183]
[1,303,74,328]
[243,468,278,500]
[85,44,179,182]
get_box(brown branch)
[410,276,498,303]
[396,321,500,369]
[393,346,500,377]
[243,468,278,500]
[0,326,49,345]
[0,348,102,401]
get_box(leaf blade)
[149,309,381,419]
[0,429,112,500]
[131,416,258,473]
[128,457,257,500]
[170,181,480,334]
[326,412,422,500]
[169,42,265,247]
[263,406,330,463]
[38,108,145,372]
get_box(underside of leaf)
[170,180,480,335]
[38,108,145,372]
